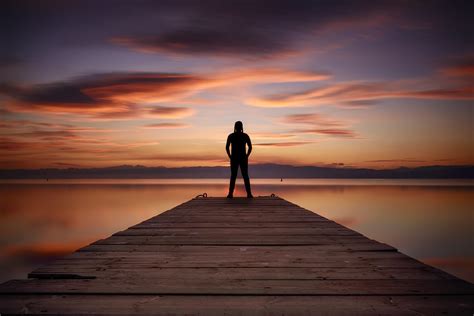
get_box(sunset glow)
[1,1,472,169]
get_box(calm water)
[0,179,473,283]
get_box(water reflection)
[0,179,472,283]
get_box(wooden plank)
[1,278,472,295]
[92,235,376,246]
[146,215,326,223]
[115,227,362,236]
[131,222,346,228]
[79,243,398,252]
[27,256,426,270]
[28,266,457,281]
[53,249,407,259]
[2,294,472,315]
[0,196,471,315]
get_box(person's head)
[234,121,243,133]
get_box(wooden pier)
[1,196,473,314]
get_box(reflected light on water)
[0,179,472,283]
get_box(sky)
[0,0,473,169]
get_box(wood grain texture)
[0,196,472,315]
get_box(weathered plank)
[29,266,457,281]
[44,248,407,259]
[118,227,361,235]
[131,222,346,228]
[79,243,398,252]
[2,278,473,295]
[92,235,377,246]
[26,255,427,269]
[0,196,472,315]
[1,295,472,315]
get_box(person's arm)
[226,135,231,159]
[246,135,252,157]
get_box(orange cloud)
[146,106,194,119]
[440,55,474,77]
[253,132,295,139]
[1,73,200,119]
[82,73,202,104]
[142,122,191,129]
[442,65,474,77]
[1,68,329,119]
[0,137,44,151]
[282,113,344,126]
[218,68,331,83]
[130,153,226,164]
[296,128,356,137]
[0,118,161,168]
[366,159,426,163]
[254,141,313,147]
[281,113,357,138]
[247,81,474,108]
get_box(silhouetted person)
[226,121,253,198]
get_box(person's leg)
[228,159,238,197]
[240,158,253,197]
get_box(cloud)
[217,68,331,83]
[54,162,83,167]
[254,141,313,147]
[111,28,287,57]
[146,106,194,119]
[440,55,474,77]
[282,113,343,126]
[0,137,42,151]
[404,87,474,100]
[1,72,201,119]
[1,67,329,119]
[81,73,201,104]
[0,120,113,147]
[247,80,474,108]
[0,120,108,132]
[282,113,357,138]
[0,135,158,160]
[142,122,190,129]
[12,130,77,140]
[252,132,295,139]
[0,118,159,160]
[365,159,426,163]
[131,153,226,163]
[341,100,377,108]
[109,1,406,58]
[295,128,356,137]
[6,1,470,62]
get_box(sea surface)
[0,178,473,283]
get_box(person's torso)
[229,132,248,159]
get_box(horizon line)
[1,163,473,171]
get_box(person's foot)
[247,194,254,198]
[227,194,233,198]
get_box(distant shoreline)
[1,164,472,179]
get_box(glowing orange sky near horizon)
[1,1,473,169]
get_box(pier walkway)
[1,196,473,314]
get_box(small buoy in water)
[280,178,283,182]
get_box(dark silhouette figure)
[226,121,253,198]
